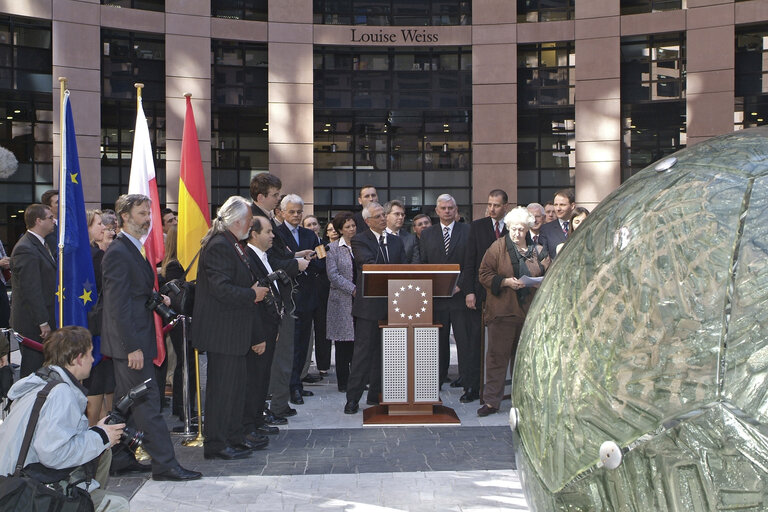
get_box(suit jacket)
[190,232,258,356]
[251,203,299,277]
[101,233,158,359]
[246,246,282,346]
[538,219,567,260]
[275,223,324,313]
[350,230,406,321]
[9,232,57,341]
[419,222,470,311]
[44,223,58,262]
[390,229,421,264]
[352,211,366,233]
[459,217,507,303]
[325,240,355,341]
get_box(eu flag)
[57,92,99,360]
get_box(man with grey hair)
[275,194,324,406]
[384,199,420,264]
[344,201,406,414]
[526,202,545,246]
[418,194,472,395]
[102,194,201,480]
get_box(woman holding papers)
[477,207,550,416]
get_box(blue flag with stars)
[57,92,100,361]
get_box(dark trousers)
[0,281,9,328]
[482,318,523,409]
[169,321,196,418]
[244,338,276,432]
[461,307,482,390]
[268,314,295,416]
[204,352,247,453]
[113,357,176,473]
[346,318,381,404]
[435,309,469,385]
[19,344,44,379]
[334,340,354,391]
[290,310,314,393]
[312,297,331,371]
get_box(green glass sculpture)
[512,126,768,511]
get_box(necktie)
[379,235,389,263]
[494,221,501,239]
[443,226,451,254]
[139,245,147,260]
[533,234,539,245]
[562,221,569,238]
[292,227,299,245]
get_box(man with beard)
[102,194,201,480]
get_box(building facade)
[0,0,766,243]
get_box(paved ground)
[101,344,530,511]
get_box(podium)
[360,264,462,426]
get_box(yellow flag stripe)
[177,179,209,280]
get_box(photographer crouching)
[0,326,129,511]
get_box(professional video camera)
[105,378,151,451]
[145,290,178,322]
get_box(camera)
[145,290,178,322]
[105,379,151,451]
[258,269,293,311]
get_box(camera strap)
[225,231,258,283]
[13,380,62,477]
[181,249,202,280]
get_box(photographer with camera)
[101,194,201,481]
[192,196,271,460]
[0,326,129,511]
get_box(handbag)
[0,380,94,512]
[160,250,201,317]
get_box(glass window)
[102,0,164,12]
[211,0,268,21]
[620,0,682,16]
[517,0,574,23]
[735,25,768,131]
[314,0,470,26]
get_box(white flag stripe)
[128,96,156,244]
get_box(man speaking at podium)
[344,202,406,414]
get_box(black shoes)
[273,407,297,417]
[290,389,304,405]
[109,459,151,476]
[302,374,323,384]
[301,390,314,397]
[264,409,288,425]
[241,433,269,451]
[460,389,479,403]
[477,404,499,417]
[252,424,279,435]
[344,401,359,414]
[450,377,463,388]
[152,465,203,480]
[203,445,252,460]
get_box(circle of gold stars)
[392,284,429,321]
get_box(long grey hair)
[200,196,252,246]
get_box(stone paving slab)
[128,469,529,512]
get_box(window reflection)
[517,0,574,23]
[313,0,470,26]
[735,26,768,131]
[212,0,268,21]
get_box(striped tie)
[443,226,450,254]
[140,245,147,260]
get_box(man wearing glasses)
[10,203,57,377]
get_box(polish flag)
[129,95,166,366]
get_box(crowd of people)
[0,177,591,495]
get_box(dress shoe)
[273,407,297,417]
[302,374,323,384]
[152,465,203,481]
[318,370,329,377]
[337,386,347,393]
[252,424,279,435]
[477,404,499,417]
[290,389,304,405]
[344,401,359,414]
[109,459,152,476]
[301,389,314,397]
[460,389,479,403]
[240,433,269,450]
[264,409,288,425]
[203,445,252,460]
[366,398,379,406]
[450,377,463,388]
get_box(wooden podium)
[360,264,462,426]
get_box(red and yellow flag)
[178,94,211,279]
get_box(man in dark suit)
[352,185,378,232]
[10,203,56,378]
[526,203,545,246]
[459,190,509,402]
[537,189,575,260]
[245,216,286,437]
[344,202,406,414]
[102,194,201,481]
[275,194,324,406]
[41,189,59,261]
[0,238,10,328]
[249,173,309,421]
[384,199,420,264]
[419,194,472,393]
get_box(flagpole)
[57,76,67,328]
[135,82,143,110]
